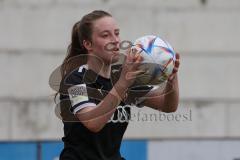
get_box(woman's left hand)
[168,52,180,82]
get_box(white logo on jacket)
[108,105,131,123]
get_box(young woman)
[58,10,180,160]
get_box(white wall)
[0,0,239,140]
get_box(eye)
[101,33,109,38]
[115,31,120,36]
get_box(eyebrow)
[100,29,120,34]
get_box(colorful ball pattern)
[131,35,176,86]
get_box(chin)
[102,56,118,64]
[111,58,119,64]
[111,54,120,63]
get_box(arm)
[75,50,144,133]
[140,75,179,113]
[139,53,180,112]
[75,81,127,133]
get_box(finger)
[132,58,143,69]
[125,48,131,56]
[126,72,135,80]
[130,48,137,58]
[126,70,145,80]
[127,50,134,63]
[168,75,174,81]
[132,48,143,62]
[175,52,180,60]
[134,52,142,61]
[174,53,180,68]
[135,54,143,63]
[130,48,140,63]
[131,48,138,54]
[172,67,178,74]
[174,60,180,68]
[175,59,180,64]
[134,69,146,75]
[128,54,143,69]
[133,53,139,61]
[168,73,176,81]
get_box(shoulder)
[59,65,87,98]
[63,65,87,85]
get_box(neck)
[87,55,111,79]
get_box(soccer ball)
[131,35,176,86]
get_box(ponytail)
[60,22,88,78]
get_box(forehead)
[92,16,119,33]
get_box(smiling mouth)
[112,48,120,54]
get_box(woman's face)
[89,16,121,64]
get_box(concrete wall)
[0,0,239,140]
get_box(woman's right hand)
[118,48,144,88]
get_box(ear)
[83,40,93,51]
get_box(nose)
[111,34,120,44]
